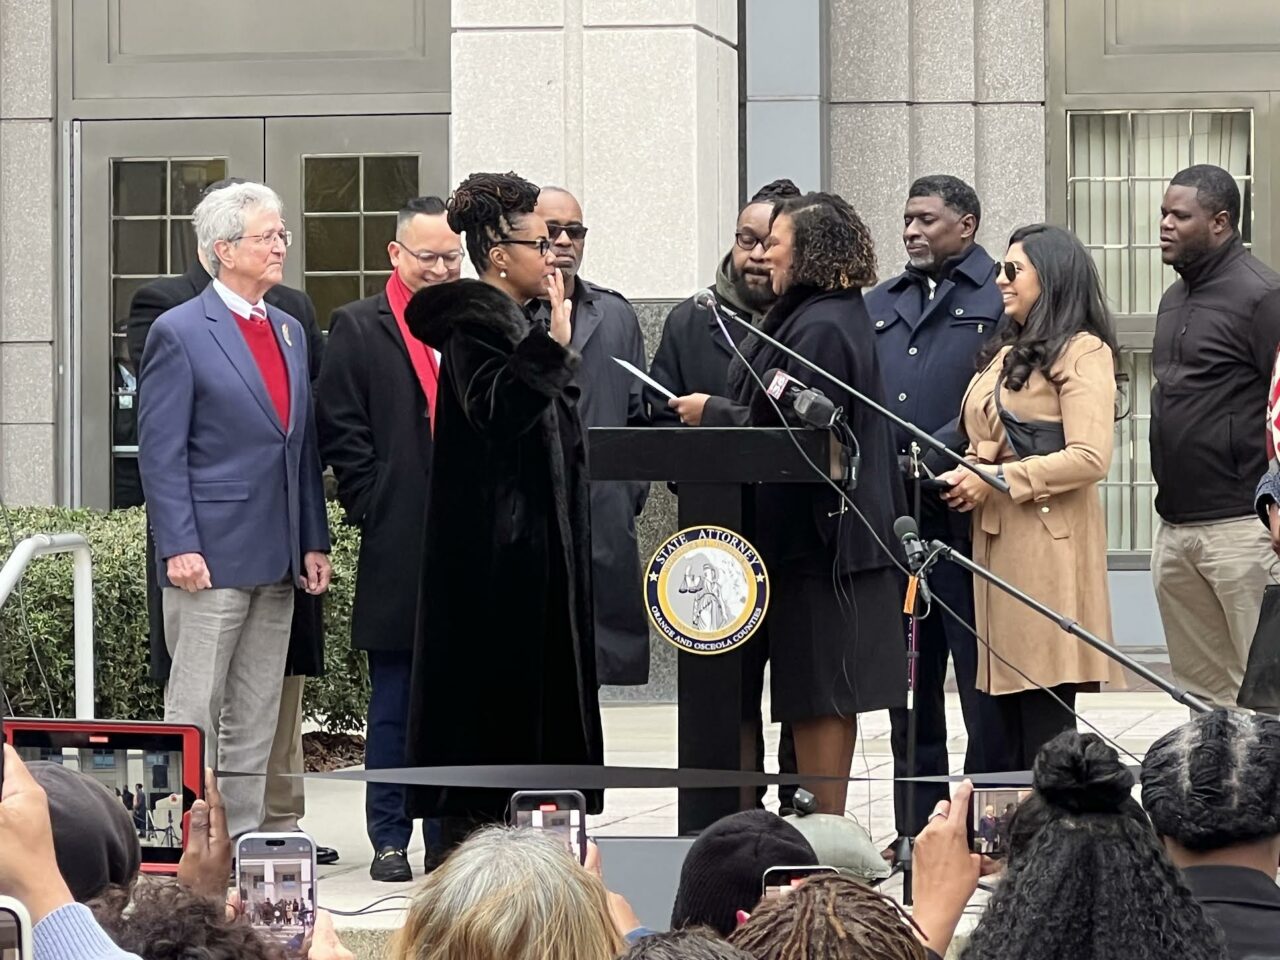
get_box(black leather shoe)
[316,845,340,866]
[370,846,412,883]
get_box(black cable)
[0,498,55,717]
[702,305,1141,769]
[319,893,413,917]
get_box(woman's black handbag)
[1240,583,1280,711]
[994,372,1067,459]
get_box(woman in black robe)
[670,192,908,814]
[402,172,604,834]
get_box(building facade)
[1,1,1275,697]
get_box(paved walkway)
[308,689,1193,948]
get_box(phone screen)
[972,789,1028,858]
[761,866,838,900]
[0,907,24,960]
[12,729,193,864]
[237,834,317,955]
[509,791,587,863]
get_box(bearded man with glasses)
[316,195,464,881]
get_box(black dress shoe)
[316,845,340,865]
[370,846,412,883]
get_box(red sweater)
[235,313,290,428]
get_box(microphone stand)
[895,443,926,906]
[697,295,1009,495]
[921,540,1212,714]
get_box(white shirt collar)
[212,278,267,320]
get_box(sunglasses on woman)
[996,261,1026,283]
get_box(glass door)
[264,115,450,329]
[78,119,265,510]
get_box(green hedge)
[0,502,369,731]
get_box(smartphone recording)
[508,790,588,864]
[972,788,1027,858]
[5,719,203,872]
[237,832,317,955]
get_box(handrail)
[0,534,95,719]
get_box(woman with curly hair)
[936,223,1125,770]
[957,731,1227,960]
[402,172,604,839]
[670,192,907,813]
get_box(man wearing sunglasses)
[316,195,464,882]
[527,186,652,688]
[863,175,1005,857]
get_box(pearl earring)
[499,270,507,279]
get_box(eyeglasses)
[996,261,1025,283]
[231,230,293,248]
[734,231,766,251]
[396,242,464,269]
[547,222,589,242]
[496,239,552,256]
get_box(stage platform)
[306,689,1193,957]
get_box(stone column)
[451,1,741,699]
[0,0,56,505]
[826,0,1046,270]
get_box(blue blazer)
[138,284,330,590]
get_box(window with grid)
[109,158,229,510]
[1067,110,1254,557]
[300,155,420,329]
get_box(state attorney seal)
[645,526,769,655]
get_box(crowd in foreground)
[1,707,1275,959]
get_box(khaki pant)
[1153,517,1276,709]
[261,674,306,831]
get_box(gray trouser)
[163,583,294,838]
[1153,517,1275,710]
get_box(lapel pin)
[282,323,293,347]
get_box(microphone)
[763,368,839,429]
[693,288,722,313]
[893,515,932,606]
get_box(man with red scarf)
[317,196,462,881]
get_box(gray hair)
[389,827,622,960]
[192,181,284,278]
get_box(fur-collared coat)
[402,279,604,821]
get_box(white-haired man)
[138,181,331,836]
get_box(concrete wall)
[0,0,57,505]
[827,0,1046,274]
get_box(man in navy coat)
[864,175,1005,849]
[138,180,331,838]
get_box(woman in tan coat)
[937,223,1126,770]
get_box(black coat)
[316,292,432,653]
[126,259,327,679]
[403,279,604,821]
[647,287,750,423]
[532,278,650,685]
[704,285,907,575]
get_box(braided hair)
[727,875,924,960]
[446,171,541,273]
[749,178,801,206]
[960,731,1228,960]
[770,192,877,290]
[1141,709,1280,851]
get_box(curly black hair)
[960,732,1228,960]
[90,880,288,960]
[1141,709,1280,851]
[727,874,924,960]
[770,192,877,290]
[446,171,541,273]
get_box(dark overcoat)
[403,279,605,821]
[532,278,650,685]
[126,259,326,679]
[316,291,433,653]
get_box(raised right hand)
[546,269,572,347]
[167,552,212,592]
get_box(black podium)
[589,427,843,833]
